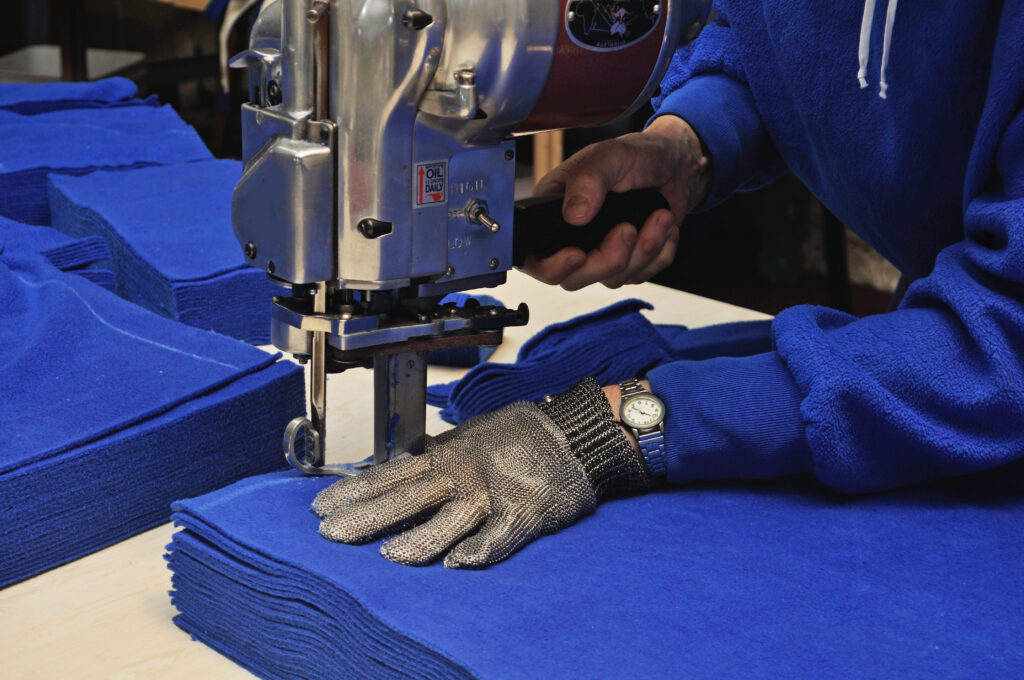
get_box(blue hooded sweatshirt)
[646,1,1024,492]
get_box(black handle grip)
[512,188,670,266]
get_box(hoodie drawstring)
[857,0,898,98]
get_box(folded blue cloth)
[0,247,304,588]
[0,123,212,225]
[0,77,145,114]
[168,467,1024,679]
[0,103,191,130]
[48,159,278,343]
[427,299,774,424]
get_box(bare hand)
[522,115,710,290]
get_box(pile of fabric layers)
[168,467,1024,679]
[48,159,279,343]
[0,104,212,226]
[0,215,115,291]
[0,242,303,588]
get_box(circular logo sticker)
[566,1,662,52]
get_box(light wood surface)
[532,130,564,189]
[0,270,767,679]
[145,0,211,11]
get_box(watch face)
[621,394,665,429]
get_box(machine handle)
[512,188,671,266]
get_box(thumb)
[534,139,634,226]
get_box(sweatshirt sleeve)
[649,98,1024,494]
[649,10,785,209]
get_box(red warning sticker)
[414,160,448,207]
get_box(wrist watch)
[617,378,667,476]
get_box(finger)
[443,509,543,569]
[602,209,675,289]
[558,222,636,291]
[627,224,680,285]
[519,248,587,286]
[311,453,430,518]
[533,164,571,196]
[379,495,489,566]
[535,141,632,225]
[318,474,452,543]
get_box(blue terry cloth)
[0,77,144,114]
[431,300,671,423]
[167,468,1024,679]
[427,300,773,424]
[426,293,504,368]
[0,123,212,225]
[48,159,278,343]
[0,249,304,588]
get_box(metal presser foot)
[280,285,528,476]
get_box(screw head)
[244,241,257,259]
[504,149,515,161]
[267,260,276,275]
[266,80,282,105]
[489,258,499,269]
[444,265,455,278]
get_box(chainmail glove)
[312,377,653,568]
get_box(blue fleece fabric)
[0,77,142,114]
[47,160,278,343]
[167,468,1024,679]
[0,217,115,293]
[0,246,304,588]
[646,2,1024,491]
[0,122,212,225]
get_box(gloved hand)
[313,377,653,568]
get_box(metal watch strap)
[618,378,668,477]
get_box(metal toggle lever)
[466,198,501,232]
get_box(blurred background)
[1,0,900,317]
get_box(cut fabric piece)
[48,159,277,343]
[168,467,1024,679]
[0,123,212,225]
[0,77,143,114]
[428,299,773,424]
[0,249,304,588]
[0,215,111,288]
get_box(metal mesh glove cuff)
[538,377,654,498]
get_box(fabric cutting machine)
[231,0,711,474]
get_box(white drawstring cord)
[857,0,877,88]
[878,0,899,98]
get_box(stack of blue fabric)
[48,159,279,343]
[0,77,146,114]
[0,214,115,291]
[0,119,212,225]
[0,245,304,588]
[168,467,1024,679]
[428,299,774,424]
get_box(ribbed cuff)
[647,351,813,485]
[538,377,654,498]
